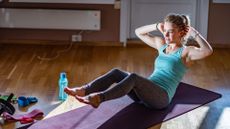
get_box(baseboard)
[0,39,124,47]
[1,39,230,48]
[211,43,230,48]
[127,39,230,48]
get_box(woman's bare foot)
[64,87,85,97]
[75,93,101,108]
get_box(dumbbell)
[0,93,15,115]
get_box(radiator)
[0,8,101,30]
[9,0,115,4]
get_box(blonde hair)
[164,13,190,37]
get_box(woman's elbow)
[203,42,213,57]
[135,29,140,36]
[209,48,213,55]
[207,45,213,56]
[204,48,213,57]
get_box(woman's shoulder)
[155,39,167,50]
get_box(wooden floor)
[0,43,230,129]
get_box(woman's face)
[163,22,182,44]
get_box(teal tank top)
[148,44,187,102]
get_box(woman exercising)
[64,13,213,109]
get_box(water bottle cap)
[60,72,66,78]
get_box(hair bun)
[181,14,190,26]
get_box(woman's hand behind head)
[184,26,199,39]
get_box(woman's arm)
[135,23,164,49]
[157,22,164,34]
[186,27,213,61]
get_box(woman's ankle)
[89,93,101,108]
[77,87,86,97]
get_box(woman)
[64,13,213,109]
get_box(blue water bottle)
[58,72,68,101]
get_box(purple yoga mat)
[28,82,221,129]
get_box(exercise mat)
[29,82,221,129]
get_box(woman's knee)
[110,68,121,73]
[110,68,129,76]
[129,73,138,78]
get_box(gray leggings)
[83,68,169,109]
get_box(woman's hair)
[164,13,190,37]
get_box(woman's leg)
[83,68,129,95]
[65,68,129,96]
[127,89,141,102]
[101,73,169,109]
[77,73,169,109]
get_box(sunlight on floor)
[50,100,62,105]
[45,96,86,119]
[215,107,230,129]
[159,106,210,129]
[187,106,210,129]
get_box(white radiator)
[0,8,101,30]
[9,0,115,4]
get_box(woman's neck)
[167,43,182,49]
